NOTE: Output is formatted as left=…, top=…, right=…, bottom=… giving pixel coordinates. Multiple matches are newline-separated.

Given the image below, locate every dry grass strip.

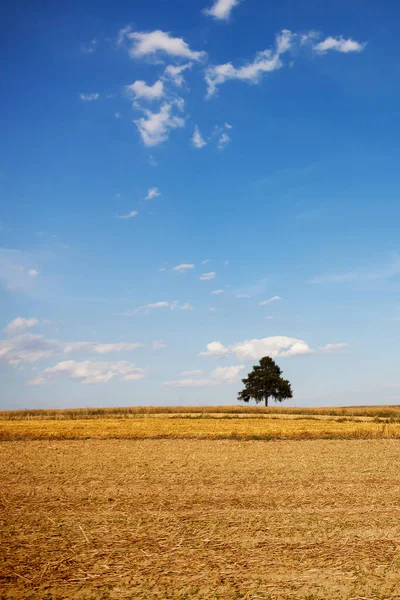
left=2, top=404, right=400, bottom=421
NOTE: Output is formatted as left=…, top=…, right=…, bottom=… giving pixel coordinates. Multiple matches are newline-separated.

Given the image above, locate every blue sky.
left=1, top=0, right=400, bottom=409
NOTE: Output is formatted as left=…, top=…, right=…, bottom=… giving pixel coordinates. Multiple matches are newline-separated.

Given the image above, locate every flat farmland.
left=2, top=437, right=400, bottom=599
left=2, top=405, right=400, bottom=441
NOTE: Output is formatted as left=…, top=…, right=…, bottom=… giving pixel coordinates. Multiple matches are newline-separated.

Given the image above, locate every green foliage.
left=238, top=356, right=293, bottom=407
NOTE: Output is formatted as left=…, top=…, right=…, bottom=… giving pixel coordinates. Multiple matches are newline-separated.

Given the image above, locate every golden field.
left=1, top=404, right=400, bottom=440
left=2, top=406, right=400, bottom=599
left=2, top=438, right=400, bottom=599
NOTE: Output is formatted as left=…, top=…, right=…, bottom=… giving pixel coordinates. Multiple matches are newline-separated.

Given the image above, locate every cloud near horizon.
left=199, top=336, right=349, bottom=360
left=28, top=360, right=146, bottom=386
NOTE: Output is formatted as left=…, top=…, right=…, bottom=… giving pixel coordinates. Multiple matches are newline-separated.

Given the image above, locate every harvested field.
left=2, top=438, right=400, bottom=599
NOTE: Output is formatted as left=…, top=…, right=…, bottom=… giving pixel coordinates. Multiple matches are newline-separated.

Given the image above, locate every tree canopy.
left=238, top=356, right=293, bottom=407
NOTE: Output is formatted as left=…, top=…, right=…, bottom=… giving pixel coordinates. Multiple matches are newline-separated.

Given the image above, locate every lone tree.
left=238, top=356, right=293, bottom=407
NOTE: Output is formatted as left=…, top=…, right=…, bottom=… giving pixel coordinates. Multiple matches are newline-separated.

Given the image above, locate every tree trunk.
left=265, top=396, right=268, bottom=407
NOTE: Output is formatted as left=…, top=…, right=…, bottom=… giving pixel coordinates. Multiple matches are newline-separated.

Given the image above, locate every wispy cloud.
left=5, top=317, right=38, bottom=336
left=309, top=255, right=400, bottom=285
left=81, top=39, right=97, bottom=54
left=146, top=187, right=161, bottom=200
left=0, top=327, right=152, bottom=367
left=121, top=300, right=192, bottom=315
left=200, top=272, right=216, bottom=281
left=164, top=63, right=192, bottom=86
left=179, top=302, right=193, bottom=311
left=79, top=93, right=99, bottom=102
left=118, top=27, right=206, bottom=61
left=205, top=29, right=365, bottom=97
left=320, top=343, right=349, bottom=353
left=126, top=79, right=164, bottom=101
left=217, top=132, right=231, bottom=149
left=205, top=30, right=292, bottom=97
left=314, top=36, right=366, bottom=54
left=211, top=289, right=224, bottom=295
left=192, top=125, right=207, bottom=148
left=117, top=210, right=138, bottom=220
left=259, top=296, right=281, bottom=306
left=204, top=0, right=241, bottom=20
left=180, top=369, right=204, bottom=377
left=28, top=360, right=146, bottom=386
left=172, top=263, right=195, bottom=273
left=135, top=100, right=185, bottom=146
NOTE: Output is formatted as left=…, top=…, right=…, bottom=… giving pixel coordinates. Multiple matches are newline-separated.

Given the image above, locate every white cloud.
left=147, top=301, right=170, bottom=309
left=146, top=187, right=161, bottom=200
left=204, top=0, right=241, bottom=20
left=314, top=36, right=366, bottom=54
left=231, top=336, right=312, bottom=359
left=211, top=364, right=245, bottom=381
left=198, top=336, right=349, bottom=360
left=79, top=93, right=99, bottom=102
left=321, top=343, right=349, bottom=353
left=118, top=28, right=206, bottom=61
left=199, top=341, right=229, bottom=357
left=0, top=318, right=161, bottom=367
left=275, top=29, right=295, bottom=54
left=202, top=258, right=210, bottom=264
left=211, top=289, right=224, bottom=295
left=5, top=317, right=38, bottom=336
left=225, top=122, right=233, bottom=129
left=164, top=63, right=192, bottom=86
left=180, top=369, right=204, bottom=377
left=179, top=303, right=193, bottom=311
left=0, top=333, right=60, bottom=366
left=115, top=112, right=121, bottom=119
left=218, top=132, right=231, bottom=149
left=163, top=364, right=244, bottom=388
left=172, top=263, right=195, bottom=273
left=192, top=125, right=207, bottom=148
left=237, top=293, right=250, bottom=299
left=28, top=360, right=146, bottom=386
left=199, top=336, right=316, bottom=361
left=209, top=307, right=217, bottom=312
left=117, top=210, right=138, bottom=220
left=135, top=101, right=185, bottom=147
left=200, top=272, right=216, bottom=281
left=205, top=28, right=361, bottom=97
left=28, top=269, right=39, bottom=277
left=0, top=330, right=149, bottom=367
left=205, top=31, right=286, bottom=97
left=83, top=342, right=144, bottom=354
left=125, top=300, right=191, bottom=315
left=126, top=79, right=164, bottom=100
left=259, top=296, right=281, bottom=306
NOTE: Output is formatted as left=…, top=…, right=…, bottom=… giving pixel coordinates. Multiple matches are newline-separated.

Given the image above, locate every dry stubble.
left=2, top=439, right=400, bottom=599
